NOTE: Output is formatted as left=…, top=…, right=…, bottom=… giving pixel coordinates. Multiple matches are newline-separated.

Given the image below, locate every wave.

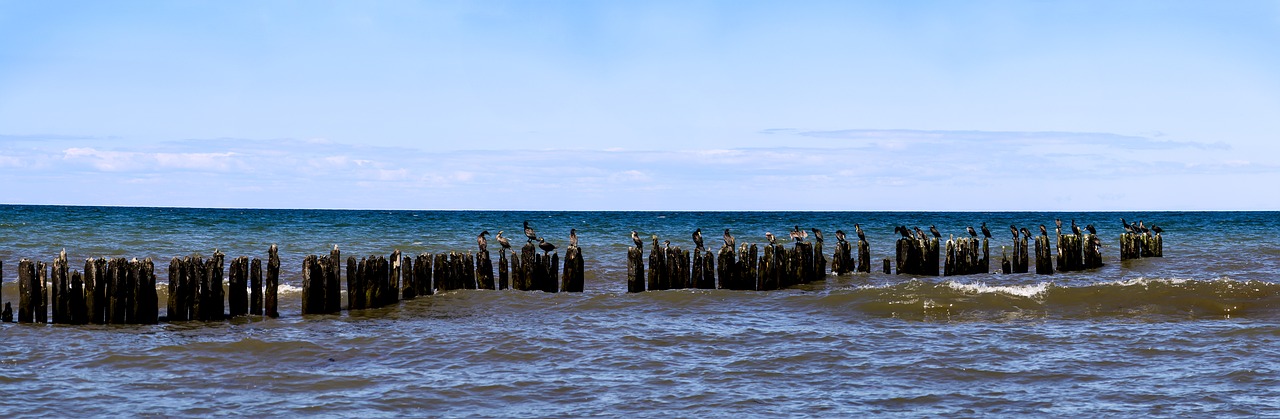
left=828, top=277, right=1280, bottom=320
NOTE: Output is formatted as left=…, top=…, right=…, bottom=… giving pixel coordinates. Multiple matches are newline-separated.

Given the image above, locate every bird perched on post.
left=1009, top=225, right=1019, bottom=240
left=537, top=237, right=556, bottom=255
left=1039, top=224, right=1048, bottom=236
left=790, top=225, right=805, bottom=242
left=1055, top=219, right=1063, bottom=236
left=477, top=230, right=489, bottom=253
left=569, top=228, right=578, bottom=248
left=496, top=231, right=512, bottom=254
left=765, top=232, right=778, bottom=246
left=523, top=221, right=538, bottom=243
left=692, top=228, right=704, bottom=250
left=651, top=234, right=659, bottom=251
left=1071, top=220, right=1081, bottom=236
left=854, top=223, right=866, bottom=242
left=723, top=229, right=735, bottom=248
left=1151, top=225, right=1163, bottom=235
left=966, top=226, right=978, bottom=238
left=1020, top=227, right=1032, bottom=240
left=811, top=228, right=824, bottom=244
left=1121, top=217, right=1133, bottom=233
left=662, top=240, right=671, bottom=250
left=631, top=230, right=644, bottom=249
left=981, top=222, right=992, bottom=239
left=1086, top=224, right=1097, bottom=235
left=929, top=225, right=942, bottom=238
left=834, top=230, right=847, bottom=244
left=914, top=226, right=927, bottom=241
left=895, top=226, right=910, bottom=239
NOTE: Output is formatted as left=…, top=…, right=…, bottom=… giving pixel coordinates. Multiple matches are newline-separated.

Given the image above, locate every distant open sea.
left=1, top=205, right=1278, bottom=416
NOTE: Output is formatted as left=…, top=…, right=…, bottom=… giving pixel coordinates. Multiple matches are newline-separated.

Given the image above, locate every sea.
left=1, top=205, right=1277, bottom=417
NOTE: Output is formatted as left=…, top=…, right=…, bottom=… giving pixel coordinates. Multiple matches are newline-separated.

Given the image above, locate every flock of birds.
left=475, top=221, right=578, bottom=257
left=467, top=219, right=1163, bottom=255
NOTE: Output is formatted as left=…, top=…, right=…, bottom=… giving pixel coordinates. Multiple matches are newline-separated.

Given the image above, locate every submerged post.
left=266, top=245, right=280, bottom=318
left=627, top=246, right=645, bottom=293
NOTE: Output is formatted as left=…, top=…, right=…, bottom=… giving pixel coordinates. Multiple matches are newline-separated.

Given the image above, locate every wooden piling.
left=229, top=256, right=248, bottom=317
left=498, top=250, right=509, bottom=290
left=347, top=256, right=363, bottom=310
left=206, top=252, right=225, bottom=320
left=857, top=240, right=871, bottom=274
left=250, top=258, right=263, bottom=316
left=416, top=253, right=434, bottom=296
left=699, top=248, right=716, bottom=289
left=1083, top=234, right=1104, bottom=269
left=1034, top=235, right=1053, bottom=275
left=477, top=250, right=495, bottom=290
left=562, top=246, right=585, bottom=292
left=302, top=255, right=324, bottom=315
left=716, top=245, right=735, bottom=290
left=329, top=247, right=344, bottom=311
left=18, top=259, right=36, bottom=323
left=52, top=251, right=68, bottom=324
left=1013, top=237, right=1029, bottom=273
left=1, top=303, right=10, bottom=322
left=70, top=270, right=86, bottom=324
left=402, top=255, right=416, bottom=299
left=266, top=245, right=280, bottom=318
left=883, top=258, right=891, bottom=274
left=648, top=245, right=664, bottom=291
left=627, top=246, right=645, bottom=293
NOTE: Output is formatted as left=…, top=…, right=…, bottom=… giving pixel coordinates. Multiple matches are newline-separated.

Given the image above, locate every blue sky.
left=1, top=1, right=1278, bottom=210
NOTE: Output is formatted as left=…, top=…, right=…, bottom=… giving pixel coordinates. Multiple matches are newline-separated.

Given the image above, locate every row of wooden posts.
left=299, top=242, right=585, bottom=314
left=624, top=227, right=1164, bottom=293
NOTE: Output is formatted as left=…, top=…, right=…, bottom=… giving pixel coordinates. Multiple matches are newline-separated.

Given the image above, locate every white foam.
left=945, top=281, right=1050, bottom=298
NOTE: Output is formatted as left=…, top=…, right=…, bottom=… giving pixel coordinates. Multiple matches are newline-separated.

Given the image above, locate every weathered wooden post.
left=433, top=253, right=449, bottom=293
left=1001, top=249, right=1012, bottom=274
left=1035, top=235, right=1053, bottom=275
left=700, top=249, right=716, bottom=289
left=167, top=257, right=184, bottom=321
left=206, top=252, right=226, bottom=320
left=402, top=254, right=416, bottom=299
left=882, top=258, right=891, bottom=274
left=70, top=270, right=86, bottom=324
left=717, top=245, right=735, bottom=289
left=813, top=242, right=826, bottom=281
left=1083, top=234, right=1103, bottom=269
left=498, top=250, right=509, bottom=290
left=347, top=256, right=363, bottom=310
left=301, top=255, right=323, bottom=315
left=138, top=258, right=158, bottom=325
left=981, top=238, right=990, bottom=274
left=250, top=258, right=263, bottom=316
left=18, top=259, right=37, bottom=323
left=546, top=252, right=560, bottom=293
left=562, top=245, right=585, bottom=292
left=647, top=244, right=664, bottom=291
left=742, top=244, right=758, bottom=290
left=416, top=253, right=433, bottom=296
left=229, top=256, right=248, bottom=317
left=108, top=258, right=125, bottom=324
left=266, top=245, right=280, bottom=318
left=944, top=239, right=955, bottom=276
left=857, top=240, right=871, bottom=273
left=1013, top=237, right=1029, bottom=273
left=1, top=302, right=10, bottom=322
left=477, top=250, right=495, bottom=290
left=758, top=245, right=774, bottom=291
left=330, top=247, right=345, bottom=311
left=520, top=243, right=536, bottom=291
left=627, top=246, right=645, bottom=293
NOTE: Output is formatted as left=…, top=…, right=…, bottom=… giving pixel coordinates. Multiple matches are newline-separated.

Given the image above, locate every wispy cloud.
left=0, top=131, right=1276, bottom=210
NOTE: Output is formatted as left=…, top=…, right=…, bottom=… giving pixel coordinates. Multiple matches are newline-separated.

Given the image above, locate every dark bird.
left=967, top=226, right=978, bottom=238
left=1039, top=224, right=1048, bottom=236
left=811, top=228, right=824, bottom=244
left=981, top=222, right=992, bottom=239
left=569, top=228, right=578, bottom=248
left=1071, top=220, right=1081, bottom=236
left=651, top=234, right=659, bottom=250
left=929, top=225, right=942, bottom=238
left=855, top=223, right=866, bottom=242
left=631, top=230, right=644, bottom=249
left=496, top=231, right=512, bottom=253
left=895, top=226, right=910, bottom=239
left=692, top=228, right=704, bottom=250
left=477, top=230, right=489, bottom=253
left=1121, top=217, right=1131, bottom=233
left=1020, top=227, right=1033, bottom=239
left=1055, top=219, right=1063, bottom=236
left=523, top=220, right=538, bottom=243
left=723, top=229, right=735, bottom=248
left=834, top=229, right=847, bottom=244
left=789, top=227, right=804, bottom=242
left=537, top=237, right=556, bottom=255
left=663, top=240, right=671, bottom=250
left=765, top=232, right=778, bottom=246
left=1010, top=225, right=1019, bottom=240
left=914, top=226, right=926, bottom=240
left=1151, top=225, right=1163, bottom=235
left=1138, top=220, right=1148, bottom=234
left=1086, top=224, right=1097, bottom=235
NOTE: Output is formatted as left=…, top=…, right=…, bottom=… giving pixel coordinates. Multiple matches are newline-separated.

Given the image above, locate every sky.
left=1, top=0, right=1278, bottom=211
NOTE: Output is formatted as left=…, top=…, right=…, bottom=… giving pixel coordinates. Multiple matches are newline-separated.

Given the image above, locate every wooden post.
left=1035, top=235, right=1053, bottom=275
left=18, top=259, right=35, bottom=323
left=716, top=245, right=735, bottom=290
left=1014, top=237, right=1029, bottom=273
left=266, top=245, right=280, bottom=318
left=70, top=270, right=85, bottom=324
left=1001, top=249, right=1012, bottom=274
left=882, top=258, right=891, bottom=274
left=229, top=256, right=248, bottom=317
left=302, top=255, right=321, bottom=315
left=348, top=256, right=363, bottom=310
left=546, top=252, right=560, bottom=293
left=1, top=303, right=10, bottom=322
left=207, top=252, right=225, bottom=320
left=981, top=238, right=990, bottom=274
left=138, top=258, right=158, bottom=325
left=402, top=255, right=416, bottom=299
left=417, top=253, right=434, bottom=296
left=520, top=243, right=536, bottom=291
left=464, top=252, right=477, bottom=290
left=562, top=246, right=585, bottom=292
left=498, top=250, right=509, bottom=290
left=477, top=250, right=495, bottom=290
left=108, top=258, right=125, bottom=324
left=250, top=258, right=263, bottom=316
left=330, top=247, right=345, bottom=312
left=700, top=248, right=716, bottom=289
left=813, top=242, right=825, bottom=282
left=166, top=257, right=184, bottom=322
left=433, top=253, right=448, bottom=293
left=1083, top=234, right=1103, bottom=269
left=857, top=240, right=871, bottom=273
left=627, top=246, right=645, bottom=293
left=647, top=245, right=663, bottom=291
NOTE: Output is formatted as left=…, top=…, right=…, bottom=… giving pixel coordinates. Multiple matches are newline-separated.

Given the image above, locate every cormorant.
left=723, top=229, right=735, bottom=248
left=895, top=226, right=910, bottom=239
left=914, top=226, right=926, bottom=240
left=929, top=225, right=942, bottom=238
left=523, top=221, right=537, bottom=243
left=967, top=226, right=978, bottom=238
left=663, top=240, right=671, bottom=250
left=631, top=230, right=644, bottom=249
left=1039, top=224, right=1048, bottom=236
left=692, top=228, right=704, bottom=250
left=496, top=231, right=512, bottom=253
left=834, top=230, right=847, bottom=244
left=1071, top=220, right=1081, bottom=236
left=789, top=227, right=803, bottom=242
left=1121, top=217, right=1131, bottom=233
left=537, top=237, right=556, bottom=255
left=855, top=223, right=866, bottom=242
left=812, top=228, right=824, bottom=244
left=1009, top=225, right=1019, bottom=240
left=1151, top=225, right=1163, bottom=235
left=1055, top=219, right=1063, bottom=235
left=1086, top=224, right=1097, bottom=235
left=765, top=232, right=778, bottom=246
left=477, top=230, right=489, bottom=253
left=1020, top=227, right=1033, bottom=239
left=1138, top=220, right=1148, bottom=234
left=569, top=228, right=578, bottom=248
left=981, top=222, right=992, bottom=238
